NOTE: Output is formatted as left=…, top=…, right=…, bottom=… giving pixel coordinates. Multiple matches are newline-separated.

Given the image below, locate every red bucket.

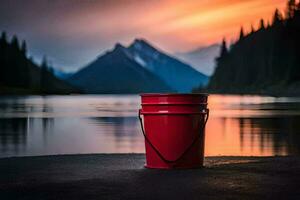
left=139, top=93, right=209, bottom=169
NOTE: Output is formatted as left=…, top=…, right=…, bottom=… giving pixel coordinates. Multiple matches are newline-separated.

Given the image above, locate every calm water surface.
left=0, top=95, right=300, bottom=157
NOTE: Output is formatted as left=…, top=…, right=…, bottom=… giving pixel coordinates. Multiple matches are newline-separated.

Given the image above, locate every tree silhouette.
left=273, top=9, right=283, bottom=24
left=10, top=35, right=23, bottom=86
left=0, top=32, right=7, bottom=84
left=259, top=19, right=265, bottom=29
left=239, top=27, right=245, bottom=40
left=21, top=40, right=30, bottom=87
left=40, top=56, right=48, bottom=92
left=206, top=0, right=300, bottom=96
left=21, top=40, right=27, bottom=56
left=0, top=31, right=7, bottom=45
left=0, top=32, right=77, bottom=94
left=220, top=38, right=228, bottom=57
left=287, top=0, right=296, bottom=19
left=251, top=25, right=255, bottom=33
left=11, top=35, right=20, bottom=51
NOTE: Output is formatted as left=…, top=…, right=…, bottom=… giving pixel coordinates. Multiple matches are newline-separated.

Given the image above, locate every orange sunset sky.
left=0, top=0, right=287, bottom=71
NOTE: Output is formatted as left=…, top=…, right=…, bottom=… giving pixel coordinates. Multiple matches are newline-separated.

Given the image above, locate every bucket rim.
left=141, top=102, right=208, bottom=105
left=140, top=93, right=209, bottom=97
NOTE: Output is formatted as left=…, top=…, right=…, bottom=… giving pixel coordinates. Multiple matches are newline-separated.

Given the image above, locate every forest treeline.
left=206, top=0, right=300, bottom=96
left=0, top=32, right=79, bottom=94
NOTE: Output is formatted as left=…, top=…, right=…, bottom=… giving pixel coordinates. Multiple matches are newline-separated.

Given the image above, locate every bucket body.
left=139, top=93, right=209, bottom=169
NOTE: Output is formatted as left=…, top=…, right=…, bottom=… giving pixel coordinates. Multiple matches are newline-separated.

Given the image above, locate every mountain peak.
left=111, top=42, right=130, bottom=57
left=130, top=38, right=157, bottom=52
left=133, top=38, right=149, bottom=45
left=69, top=38, right=208, bottom=93
left=114, top=43, right=125, bottom=50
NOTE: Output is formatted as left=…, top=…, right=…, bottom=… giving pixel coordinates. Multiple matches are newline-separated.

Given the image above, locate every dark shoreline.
left=1, top=154, right=300, bottom=200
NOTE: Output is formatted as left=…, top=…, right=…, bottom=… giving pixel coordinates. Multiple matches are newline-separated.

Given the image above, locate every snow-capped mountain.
left=128, top=39, right=209, bottom=92
left=68, top=43, right=172, bottom=94
left=68, top=39, right=209, bottom=94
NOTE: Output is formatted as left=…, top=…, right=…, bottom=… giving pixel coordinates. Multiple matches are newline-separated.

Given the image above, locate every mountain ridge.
left=127, top=39, right=209, bottom=92
left=68, top=39, right=208, bottom=94
left=68, top=41, right=172, bottom=94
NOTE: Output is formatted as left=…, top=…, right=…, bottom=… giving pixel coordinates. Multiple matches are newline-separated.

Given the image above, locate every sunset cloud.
left=0, top=0, right=287, bottom=71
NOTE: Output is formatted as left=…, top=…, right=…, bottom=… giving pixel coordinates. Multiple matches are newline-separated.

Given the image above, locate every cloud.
left=0, top=0, right=286, bottom=71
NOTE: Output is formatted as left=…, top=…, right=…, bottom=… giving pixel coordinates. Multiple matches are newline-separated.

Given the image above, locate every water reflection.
left=0, top=95, right=300, bottom=157
left=240, top=117, right=300, bottom=155
left=89, top=117, right=143, bottom=152
left=0, top=118, right=27, bottom=154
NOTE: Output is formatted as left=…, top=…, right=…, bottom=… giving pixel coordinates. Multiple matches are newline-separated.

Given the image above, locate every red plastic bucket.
left=139, top=93, right=209, bottom=169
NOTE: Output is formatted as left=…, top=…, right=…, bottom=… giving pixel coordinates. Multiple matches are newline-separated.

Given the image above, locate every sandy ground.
left=0, top=154, right=300, bottom=200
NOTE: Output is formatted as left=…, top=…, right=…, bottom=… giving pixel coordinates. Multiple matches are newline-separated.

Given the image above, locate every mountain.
left=68, top=39, right=208, bottom=94
left=0, top=32, right=79, bottom=94
left=206, top=3, right=300, bottom=96
left=175, top=44, right=220, bottom=76
left=127, top=39, right=209, bottom=92
left=68, top=43, right=172, bottom=94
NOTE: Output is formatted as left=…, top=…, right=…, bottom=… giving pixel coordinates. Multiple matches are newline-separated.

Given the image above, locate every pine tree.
left=0, top=31, right=7, bottom=46
left=40, top=56, right=48, bottom=93
left=0, top=32, right=9, bottom=85
left=206, top=0, right=300, bottom=95
left=273, top=8, right=282, bottom=24
left=259, top=19, right=265, bottom=29
left=0, top=32, right=74, bottom=93
left=11, top=35, right=20, bottom=51
left=21, top=40, right=30, bottom=87
left=287, top=0, right=296, bottom=19
left=10, top=35, right=23, bottom=87
left=0, top=32, right=7, bottom=84
left=239, top=27, right=245, bottom=40
left=220, top=38, right=228, bottom=57
left=21, top=40, right=27, bottom=56
left=250, top=25, right=255, bottom=33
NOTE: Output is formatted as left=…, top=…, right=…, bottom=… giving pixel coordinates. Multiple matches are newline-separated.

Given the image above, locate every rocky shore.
left=0, top=154, right=299, bottom=200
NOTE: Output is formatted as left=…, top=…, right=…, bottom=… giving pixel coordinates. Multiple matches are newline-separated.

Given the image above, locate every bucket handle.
left=138, top=108, right=209, bottom=163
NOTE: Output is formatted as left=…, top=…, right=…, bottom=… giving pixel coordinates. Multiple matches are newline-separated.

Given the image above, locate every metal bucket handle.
left=138, top=108, right=209, bottom=163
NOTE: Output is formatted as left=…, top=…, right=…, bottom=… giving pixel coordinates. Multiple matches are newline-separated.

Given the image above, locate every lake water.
left=0, top=95, right=300, bottom=158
